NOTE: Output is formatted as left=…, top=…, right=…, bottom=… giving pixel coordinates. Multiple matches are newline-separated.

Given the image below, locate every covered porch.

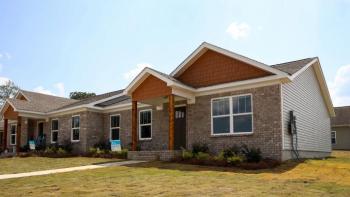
left=124, top=68, right=195, bottom=155
left=1, top=103, right=48, bottom=153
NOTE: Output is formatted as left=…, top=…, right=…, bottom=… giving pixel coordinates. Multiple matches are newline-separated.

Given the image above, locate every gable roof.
left=6, top=90, right=77, bottom=113
left=124, top=67, right=195, bottom=96
left=331, top=106, right=350, bottom=127
left=170, top=42, right=289, bottom=78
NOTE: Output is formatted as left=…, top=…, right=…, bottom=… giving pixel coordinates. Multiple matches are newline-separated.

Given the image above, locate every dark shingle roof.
left=8, top=90, right=78, bottom=113
left=331, top=106, right=350, bottom=127
left=54, top=89, right=124, bottom=111
left=95, top=95, right=131, bottom=107
left=271, top=58, right=316, bottom=75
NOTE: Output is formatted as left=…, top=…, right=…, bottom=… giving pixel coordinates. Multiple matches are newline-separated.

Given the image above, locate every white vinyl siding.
left=282, top=65, right=331, bottom=152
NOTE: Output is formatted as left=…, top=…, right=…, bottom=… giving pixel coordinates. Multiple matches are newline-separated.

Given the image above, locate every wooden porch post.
left=16, top=116, right=22, bottom=153
left=3, top=119, right=8, bottom=150
left=132, top=100, right=138, bottom=151
left=168, top=94, right=175, bottom=150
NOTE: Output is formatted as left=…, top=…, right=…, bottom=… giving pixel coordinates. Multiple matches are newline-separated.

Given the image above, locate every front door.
left=174, top=107, right=186, bottom=150
left=38, top=122, right=44, bottom=138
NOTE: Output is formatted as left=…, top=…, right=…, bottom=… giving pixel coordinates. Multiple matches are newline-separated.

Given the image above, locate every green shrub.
left=58, top=140, right=73, bottom=153
left=221, top=145, right=240, bottom=159
left=195, top=152, right=210, bottom=160
left=44, top=146, right=56, bottom=154
left=94, top=140, right=111, bottom=150
left=192, top=143, right=209, bottom=155
left=57, top=148, right=67, bottom=155
left=88, top=147, right=97, bottom=154
left=241, top=145, right=262, bottom=163
left=182, top=150, right=193, bottom=160
left=227, top=156, right=243, bottom=165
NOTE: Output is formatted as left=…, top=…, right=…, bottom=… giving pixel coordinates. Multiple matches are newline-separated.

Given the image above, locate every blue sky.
left=0, top=0, right=349, bottom=106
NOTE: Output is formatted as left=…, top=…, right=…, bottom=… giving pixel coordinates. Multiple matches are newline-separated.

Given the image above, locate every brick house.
left=0, top=42, right=335, bottom=161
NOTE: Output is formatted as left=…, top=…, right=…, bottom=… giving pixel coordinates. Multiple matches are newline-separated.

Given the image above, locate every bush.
left=44, top=146, right=56, bottom=154
left=227, top=155, right=243, bottom=166
left=195, top=152, right=210, bottom=160
left=94, top=141, right=111, bottom=151
left=57, top=148, right=67, bottom=155
left=221, top=145, right=240, bottom=159
left=58, top=140, right=73, bottom=153
left=182, top=150, right=193, bottom=160
left=20, top=144, right=30, bottom=152
left=192, top=143, right=209, bottom=155
left=88, top=147, right=97, bottom=154
left=241, top=145, right=262, bottom=163
left=111, top=149, right=128, bottom=159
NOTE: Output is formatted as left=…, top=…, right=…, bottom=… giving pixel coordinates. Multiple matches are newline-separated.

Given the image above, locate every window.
left=110, top=115, right=120, bottom=140
left=331, top=131, right=336, bottom=145
left=10, top=124, right=16, bottom=145
left=51, top=119, right=59, bottom=143
left=71, top=115, right=80, bottom=142
left=139, top=110, right=152, bottom=140
left=212, top=94, right=253, bottom=135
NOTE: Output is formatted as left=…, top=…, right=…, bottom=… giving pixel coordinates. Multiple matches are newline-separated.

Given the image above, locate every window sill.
left=139, top=138, right=152, bottom=141
left=211, top=132, right=254, bottom=137
left=71, top=140, right=80, bottom=143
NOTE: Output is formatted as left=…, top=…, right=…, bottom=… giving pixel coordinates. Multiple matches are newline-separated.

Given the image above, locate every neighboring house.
left=0, top=42, right=335, bottom=161
left=331, top=106, right=350, bottom=150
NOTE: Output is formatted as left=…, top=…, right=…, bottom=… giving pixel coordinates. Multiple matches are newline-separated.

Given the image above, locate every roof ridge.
left=271, top=57, right=317, bottom=67
left=20, top=89, right=76, bottom=101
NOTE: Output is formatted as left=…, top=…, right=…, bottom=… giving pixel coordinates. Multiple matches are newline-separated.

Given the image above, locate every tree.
left=0, top=80, right=19, bottom=106
left=69, top=91, right=96, bottom=100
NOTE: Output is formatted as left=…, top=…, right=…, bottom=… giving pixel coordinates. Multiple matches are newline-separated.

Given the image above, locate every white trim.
left=9, top=124, right=17, bottom=145
left=139, top=109, right=152, bottom=140
left=51, top=119, right=59, bottom=144
left=110, top=114, right=121, bottom=141
left=331, top=131, right=336, bottom=145
left=123, top=67, right=195, bottom=96
left=211, top=94, right=254, bottom=136
left=170, top=42, right=288, bottom=78
left=288, top=58, right=335, bottom=117
left=71, top=115, right=80, bottom=142
left=280, top=84, right=285, bottom=150
left=195, top=77, right=286, bottom=97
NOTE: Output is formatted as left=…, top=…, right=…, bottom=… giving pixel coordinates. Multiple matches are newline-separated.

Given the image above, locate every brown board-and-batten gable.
left=175, top=49, right=274, bottom=88
left=132, top=75, right=172, bottom=101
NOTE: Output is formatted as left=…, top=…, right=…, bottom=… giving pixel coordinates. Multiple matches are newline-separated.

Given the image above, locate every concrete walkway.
left=0, top=160, right=145, bottom=180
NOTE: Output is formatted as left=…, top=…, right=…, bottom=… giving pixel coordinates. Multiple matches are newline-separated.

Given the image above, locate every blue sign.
left=111, top=140, right=121, bottom=152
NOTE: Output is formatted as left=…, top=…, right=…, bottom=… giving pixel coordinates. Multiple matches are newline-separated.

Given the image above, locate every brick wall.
left=176, top=50, right=273, bottom=88
left=187, top=84, right=283, bottom=160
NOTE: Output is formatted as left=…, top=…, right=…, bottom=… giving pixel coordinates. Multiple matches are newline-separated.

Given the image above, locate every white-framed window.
left=331, top=131, right=336, bottom=145
left=110, top=115, right=120, bottom=140
left=139, top=109, right=152, bottom=140
left=10, top=124, right=17, bottom=145
left=71, top=115, right=80, bottom=142
left=51, top=119, right=59, bottom=143
left=211, top=94, right=253, bottom=135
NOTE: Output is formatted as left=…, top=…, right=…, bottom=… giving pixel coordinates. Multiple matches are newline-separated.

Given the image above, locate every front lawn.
left=0, top=152, right=349, bottom=196
left=0, top=157, right=121, bottom=175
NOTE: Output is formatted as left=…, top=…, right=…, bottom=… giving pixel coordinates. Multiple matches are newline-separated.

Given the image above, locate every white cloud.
left=226, top=22, right=251, bottom=40
left=33, top=82, right=66, bottom=97
left=123, top=63, right=153, bottom=80
left=0, top=77, right=10, bottom=85
left=329, top=64, right=350, bottom=106
left=54, top=82, right=65, bottom=97
left=33, top=86, right=55, bottom=96
left=0, top=52, right=11, bottom=60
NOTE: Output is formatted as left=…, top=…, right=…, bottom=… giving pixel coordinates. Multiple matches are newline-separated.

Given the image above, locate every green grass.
left=0, top=157, right=121, bottom=174
left=0, top=152, right=350, bottom=196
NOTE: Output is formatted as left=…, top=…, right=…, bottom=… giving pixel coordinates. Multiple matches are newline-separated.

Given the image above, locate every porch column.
left=3, top=119, right=8, bottom=150
left=168, top=94, right=175, bottom=150
left=131, top=100, right=138, bottom=151
left=16, top=116, right=22, bottom=153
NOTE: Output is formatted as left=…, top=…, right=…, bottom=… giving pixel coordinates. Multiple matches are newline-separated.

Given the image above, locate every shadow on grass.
left=91, top=160, right=124, bottom=165
left=123, top=160, right=305, bottom=175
